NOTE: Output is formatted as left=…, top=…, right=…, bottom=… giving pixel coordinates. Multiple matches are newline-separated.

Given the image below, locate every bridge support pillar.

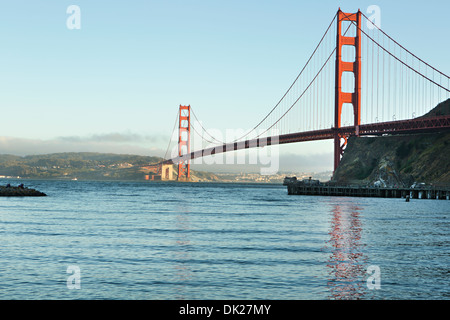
left=162, top=164, right=174, bottom=181
left=178, top=105, right=191, bottom=181
left=334, top=9, right=362, bottom=172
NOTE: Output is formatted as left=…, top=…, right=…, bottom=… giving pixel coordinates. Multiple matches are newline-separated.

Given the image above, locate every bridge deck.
left=166, top=114, right=450, bottom=164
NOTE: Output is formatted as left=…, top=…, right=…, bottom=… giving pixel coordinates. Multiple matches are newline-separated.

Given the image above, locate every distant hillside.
left=0, top=152, right=219, bottom=181
left=332, top=99, right=450, bottom=186
left=0, top=152, right=161, bottom=164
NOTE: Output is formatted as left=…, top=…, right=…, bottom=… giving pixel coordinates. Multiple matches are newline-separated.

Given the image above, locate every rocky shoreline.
left=0, top=184, right=47, bottom=197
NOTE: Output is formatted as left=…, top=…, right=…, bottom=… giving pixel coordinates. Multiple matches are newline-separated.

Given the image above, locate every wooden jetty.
left=284, top=178, right=450, bottom=200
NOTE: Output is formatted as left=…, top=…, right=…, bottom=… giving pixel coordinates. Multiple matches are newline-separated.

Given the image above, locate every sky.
left=0, top=0, right=449, bottom=173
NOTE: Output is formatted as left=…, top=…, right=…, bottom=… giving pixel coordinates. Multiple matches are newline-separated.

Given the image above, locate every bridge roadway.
left=164, top=114, right=450, bottom=165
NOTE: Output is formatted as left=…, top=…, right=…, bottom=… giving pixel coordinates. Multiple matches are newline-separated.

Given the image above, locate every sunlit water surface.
left=0, top=180, right=448, bottom=299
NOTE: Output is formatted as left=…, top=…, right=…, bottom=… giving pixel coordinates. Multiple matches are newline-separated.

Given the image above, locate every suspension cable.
left=361, top=12, right=450, bottom=80
left=188, top=12, right=339, bottom=145
left=250, top=15, right=356, bottom=139
left=254, top=47, right=337, bottom=139
left=190, top=109, right=224, bottom=145
left=355, top=15, right=449, bottom=92
left=163, top=109, right=179, bottom=161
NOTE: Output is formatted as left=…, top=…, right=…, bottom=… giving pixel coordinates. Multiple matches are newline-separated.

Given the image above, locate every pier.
left=284, top=178, right=450, bottom=200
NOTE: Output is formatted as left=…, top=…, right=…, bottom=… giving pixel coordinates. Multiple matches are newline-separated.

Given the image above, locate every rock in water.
left=0, top=185, right=47, bottom=197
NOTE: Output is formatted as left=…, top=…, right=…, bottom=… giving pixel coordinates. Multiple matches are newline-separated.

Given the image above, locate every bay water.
left=0, top=180, right=448, bottom=300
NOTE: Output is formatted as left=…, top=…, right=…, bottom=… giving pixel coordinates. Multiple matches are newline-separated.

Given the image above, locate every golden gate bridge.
left=153, top=8, right=450, bottom=181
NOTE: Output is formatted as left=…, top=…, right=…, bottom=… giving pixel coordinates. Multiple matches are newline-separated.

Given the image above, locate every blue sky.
left=0, top=0, right=449, bottom=172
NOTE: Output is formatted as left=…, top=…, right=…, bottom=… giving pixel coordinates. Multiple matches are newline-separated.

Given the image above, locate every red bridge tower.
left=334, top=9, right=362, bottom=171
left=178, top=105, right=191, bottom=181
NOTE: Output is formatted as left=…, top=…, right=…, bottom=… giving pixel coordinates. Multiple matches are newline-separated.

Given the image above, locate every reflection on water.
left=326, top=200, right=368, bottom=300
left=173, top=204, right=193, bottom=299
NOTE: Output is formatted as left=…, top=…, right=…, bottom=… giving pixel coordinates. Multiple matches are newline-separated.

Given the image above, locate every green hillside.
left=0, top=152, right=220, bottom=182
left=332, top=99, right=450, bottom=186
left=332, top=131, right=450, bottom=186
left=0, top=152, right=162, bottom=181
